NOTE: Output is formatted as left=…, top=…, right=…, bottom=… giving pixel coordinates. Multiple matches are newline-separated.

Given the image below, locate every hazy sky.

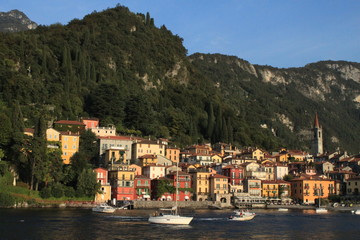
left=1, top=0, right=359, bottom=68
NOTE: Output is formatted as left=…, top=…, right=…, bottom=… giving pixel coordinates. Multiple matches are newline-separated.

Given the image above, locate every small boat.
left=351, top=209, right=360, bottom=215
left=315, top=208, right=328, bottom=213
left=229, top=210, right=256, bottom=221
left=315, top=198, right=328, bottom=213
left=148, top=206, right=193, bottom=225
left=92, top=203, right=116, bottom=213
left=278, top=208, right=289, bottom=212
left=148, top=162, right=193, bottom=225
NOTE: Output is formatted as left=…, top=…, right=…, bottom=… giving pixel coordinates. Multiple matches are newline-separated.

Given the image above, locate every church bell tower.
left=312, top=113, right=323, bottom=156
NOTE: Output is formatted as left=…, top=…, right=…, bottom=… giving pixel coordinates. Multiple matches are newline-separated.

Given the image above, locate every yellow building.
left=252, top=149, right=265, bottom=160
left=262, top=180, right=279, bottom=198
left=291, top=175, right=336, bottom=204
left=191, top=170, right=211, bottom=201
left=138, top=154, right=158, bottom=166
left=45, top=128, right=61, bottom=150
left=104, top=147, right=127, bottom=165
left=60, top=131, right=80, bottom=164
left=108, top=165, right=136, bottom=200
left=209, top=174, right=229, bottom=201
left=276, top=153, right=289, bottom=163
left=211, top=154, right=223, bottom=164
left=132, top=139, right=166, bottom=161
left=166, top=147, right=180, bottom=163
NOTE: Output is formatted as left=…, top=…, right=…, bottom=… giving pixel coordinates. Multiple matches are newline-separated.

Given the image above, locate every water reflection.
left=1, top=208, right=360, bottom=240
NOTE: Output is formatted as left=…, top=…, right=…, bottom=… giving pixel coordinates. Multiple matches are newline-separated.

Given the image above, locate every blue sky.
left=1, top=0, right=359, bottom=68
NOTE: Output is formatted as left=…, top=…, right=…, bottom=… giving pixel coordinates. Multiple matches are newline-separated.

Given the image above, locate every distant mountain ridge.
left=0, top=10, right=37, bottom=32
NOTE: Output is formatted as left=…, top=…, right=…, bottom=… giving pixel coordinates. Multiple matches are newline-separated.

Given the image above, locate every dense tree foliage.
left=0, top=3, right=359, bottom=194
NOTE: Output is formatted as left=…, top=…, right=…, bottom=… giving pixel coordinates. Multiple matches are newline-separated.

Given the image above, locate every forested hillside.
left=0, top=5, right=359, bottom=157
left=190, top=54, right=360, bottom=153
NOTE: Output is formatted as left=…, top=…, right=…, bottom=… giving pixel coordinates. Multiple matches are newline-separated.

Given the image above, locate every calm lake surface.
left=0, top=208, right=359, bottom=240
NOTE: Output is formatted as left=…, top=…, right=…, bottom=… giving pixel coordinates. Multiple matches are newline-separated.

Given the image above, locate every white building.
left=142, top=165, right=166, bottom=179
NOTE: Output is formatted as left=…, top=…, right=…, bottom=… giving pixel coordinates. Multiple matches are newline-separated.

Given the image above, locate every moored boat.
left=351, top=209, right=360, bottom=215
left=278, top=208, right=289, bottom=212
left=92, top=203, right=116, bottom=213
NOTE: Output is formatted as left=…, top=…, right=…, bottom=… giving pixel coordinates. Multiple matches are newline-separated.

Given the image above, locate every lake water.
left=0, top=208, right=359, bottom=240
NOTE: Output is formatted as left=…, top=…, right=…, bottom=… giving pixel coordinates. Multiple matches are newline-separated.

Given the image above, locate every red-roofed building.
left=24, top=128, right=34, bottom=137
left=291, top=175, right=336, bottom=204
left=54, top=120, right=86, bottom=133
left=81, top=118, right=99, bottom=129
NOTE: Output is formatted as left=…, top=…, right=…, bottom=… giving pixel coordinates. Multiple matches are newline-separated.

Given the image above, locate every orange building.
left=60, top=131, right=80, bottom=164
left=291, top=175, right=336, bottom=204
left=166, top=147, right=180, bottom=163
left=81, top=118, right=99, bottom=129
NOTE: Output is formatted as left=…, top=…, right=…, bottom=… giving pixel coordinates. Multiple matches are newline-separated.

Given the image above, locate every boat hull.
left=148, top=215, right=193, bottom=225
left=229, top=215, right=255, bottom=221
left=92, top=204, right=116, bottom=213
left=315, top=208, right=328, bottom=213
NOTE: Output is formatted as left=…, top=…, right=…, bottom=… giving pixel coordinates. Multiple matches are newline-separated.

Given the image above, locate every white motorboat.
left=351, top=209, right=360, bottom=215
left=148, top=163, right=193, bottom=225
left=229, top=210, right=256, bottom=221
left=278, top=208, right=289, bottom=212
left=92, top=203, right=116, bottom=213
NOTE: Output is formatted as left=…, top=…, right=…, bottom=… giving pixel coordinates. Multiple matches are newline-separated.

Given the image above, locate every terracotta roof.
left=60, top=131, right=80, bottom=136
left=24, top=128, right=34, bottom=133
left=93, top=167, right=108, bottom=171
left=210, top=174, right=228, bottom=179
left=55, top=120, right=85, bottom=125
left=262, top=180, right=291, bottom=184
left=168, top=171, right=190, bottom=176
left=98, top=135, right=133, bottom=140
left=139, top=154, right=157, bottom=159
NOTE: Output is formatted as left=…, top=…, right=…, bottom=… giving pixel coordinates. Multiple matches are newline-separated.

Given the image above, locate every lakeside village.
left=22, top=113, right=360, bottom=210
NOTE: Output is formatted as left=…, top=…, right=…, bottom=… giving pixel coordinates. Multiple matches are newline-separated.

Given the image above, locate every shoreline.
left=3, top=201, right=359, bottom=213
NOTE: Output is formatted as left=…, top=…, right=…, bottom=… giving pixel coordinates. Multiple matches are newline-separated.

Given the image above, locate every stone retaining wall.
left=133, top=200, right=224, bottom=209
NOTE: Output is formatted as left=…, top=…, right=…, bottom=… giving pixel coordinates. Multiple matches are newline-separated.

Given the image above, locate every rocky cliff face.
left=190, top=53, right=360, bottom=153
left=0, top=10, right=37, bottom=32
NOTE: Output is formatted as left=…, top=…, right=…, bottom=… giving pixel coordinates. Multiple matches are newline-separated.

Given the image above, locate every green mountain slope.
left=190, top=53, right=360, bottom=153
left=0, top=5, right=359, bottom=154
